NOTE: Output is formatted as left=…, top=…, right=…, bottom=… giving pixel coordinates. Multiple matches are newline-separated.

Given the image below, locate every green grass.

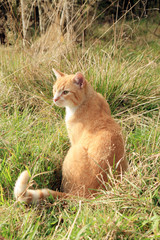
left=0, top=18, right=160, bottom=239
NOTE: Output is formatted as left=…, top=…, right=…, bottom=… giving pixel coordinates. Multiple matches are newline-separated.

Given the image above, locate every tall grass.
left=0, top=18, right=160, bottom=239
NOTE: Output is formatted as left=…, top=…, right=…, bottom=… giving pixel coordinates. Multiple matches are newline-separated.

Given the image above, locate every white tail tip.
left=14, top=170, right=30, bottom=200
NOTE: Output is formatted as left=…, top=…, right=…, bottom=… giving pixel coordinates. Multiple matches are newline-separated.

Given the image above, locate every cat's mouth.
left=53, top=98, right=64, bottom=107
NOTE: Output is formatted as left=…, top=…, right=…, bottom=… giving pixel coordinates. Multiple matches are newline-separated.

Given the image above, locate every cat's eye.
left=63, top=90, right=69, bottom=95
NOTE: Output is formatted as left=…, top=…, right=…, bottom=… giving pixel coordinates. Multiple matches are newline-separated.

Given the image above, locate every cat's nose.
left=54, top=92, right=61, bottom=102
left=54, top=97, right=59, bottom=102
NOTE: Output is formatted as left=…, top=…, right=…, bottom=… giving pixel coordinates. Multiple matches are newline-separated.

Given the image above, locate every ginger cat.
left=14, top=69, right=128, bottom=203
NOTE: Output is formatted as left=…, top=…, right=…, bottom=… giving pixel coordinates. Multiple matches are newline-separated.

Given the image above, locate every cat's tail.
left=14, top=170, right=68, bottom=204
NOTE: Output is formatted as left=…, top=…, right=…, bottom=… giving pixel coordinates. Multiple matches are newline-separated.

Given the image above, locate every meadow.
left=0, top=18, right=160, bottom=239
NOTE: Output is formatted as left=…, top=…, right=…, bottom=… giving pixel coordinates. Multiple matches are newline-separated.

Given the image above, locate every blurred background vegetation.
left=1, top=0, right=160, bottom=46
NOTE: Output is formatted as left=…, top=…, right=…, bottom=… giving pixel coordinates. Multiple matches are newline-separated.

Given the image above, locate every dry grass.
left=0, top=15, right=160, bottom=239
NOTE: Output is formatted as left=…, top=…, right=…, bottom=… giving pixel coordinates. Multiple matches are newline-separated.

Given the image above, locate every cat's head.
left=53, top=69, right=87, bottom=108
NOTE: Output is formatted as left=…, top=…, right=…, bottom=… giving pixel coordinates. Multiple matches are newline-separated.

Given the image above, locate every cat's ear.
left=52, top=68, right=65, bottom=79
left=73, top=72, right=86, bottom=89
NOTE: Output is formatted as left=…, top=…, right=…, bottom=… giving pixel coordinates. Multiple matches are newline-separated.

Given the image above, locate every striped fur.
left=14, top=171, right=67, bottom=203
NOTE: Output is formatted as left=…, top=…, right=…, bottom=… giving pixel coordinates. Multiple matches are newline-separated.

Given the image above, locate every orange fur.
left=14, top=70, right=128, bottom=203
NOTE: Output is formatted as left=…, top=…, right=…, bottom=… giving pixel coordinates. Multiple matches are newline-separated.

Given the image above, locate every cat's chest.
left=65, top=106, right=77, bottom=122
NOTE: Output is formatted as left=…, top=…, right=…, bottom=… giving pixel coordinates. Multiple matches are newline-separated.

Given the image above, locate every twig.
left=65, top=200, right=82, bottom=240
left=51, top=214, right=63, bottom=239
